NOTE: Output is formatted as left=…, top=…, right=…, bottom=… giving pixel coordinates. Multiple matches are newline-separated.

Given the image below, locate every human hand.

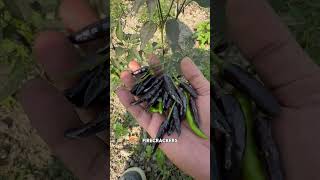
left=225, top=0, right=320, bottom=179
left=19, top=0, right=107, bottom=179
left=116, top=55, right=210, bottom=180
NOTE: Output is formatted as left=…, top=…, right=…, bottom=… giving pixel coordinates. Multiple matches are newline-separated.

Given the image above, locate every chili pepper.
left=172, top=105, right=181, bottom=136
left=255, top=117, right=284, bottom=180
left=131, top=73, right=151, bottom=95
left=146, top=88, right=163, bottom=109
left=218, top=94, right=246, bottom=179
left=162, top=91, right=169, bottom=110
left=64, top=67, right=97, bottom=107
left=190, top=97, right=200, bottom=127
left=143, top=75, right=164, bottom=93
left=224, top=133, right=233, bottom=170
left=167, top=116, right=175, bottom=136
left=177, top=87, right=187, bottom=119
left=152, top=104, right=175, bottom=154
left=96, top=45, right=109, bottom=55
left=185, top=93, right=207, bottom=139
left=132, top=66, right=149, bottom=76
left=163, top=75, right=182, bottom=105
left=180, top=81, right=198, bottom=98
left=65, top=111, right=107, bottom=138
left=68, top=17, right=109, bottom=44
left=222, top=63, right=280, bottom=116
left=135, top=75, right=156, bottom=95
left=130, top=82, right=141, bottom=95
left=234, top=92, right=267, bottom=180
left=164, top=98, right=173, bottom=112
left=83, top=65, right=107, bottom=107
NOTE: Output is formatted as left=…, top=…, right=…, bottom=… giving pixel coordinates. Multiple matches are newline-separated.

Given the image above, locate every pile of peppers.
left=62, top=17, right=109, bottom=138
left=130, top=66, right=208, bottom=153
left=212, top=53, right=284, bottom=180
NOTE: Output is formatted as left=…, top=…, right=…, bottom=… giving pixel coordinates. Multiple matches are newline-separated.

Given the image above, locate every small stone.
left=141, top=166, right=144, bottom=170
left=139, top=156, right=144, bottom=162
left=146, top=167, right=151, bottom=172
left=130, top=161, right=134, bottom=166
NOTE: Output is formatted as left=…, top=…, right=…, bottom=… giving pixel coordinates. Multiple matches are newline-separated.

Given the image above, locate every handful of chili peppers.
left=212, top=52, right=284, bottom=180
left=130, top=65, right=208, bottom=154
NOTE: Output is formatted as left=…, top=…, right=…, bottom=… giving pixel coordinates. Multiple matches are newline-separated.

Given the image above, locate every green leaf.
left=127, top=48, right=142, bottom=62
left=146, top=0, right=157, bottom=19
left=165, top=18, right=181, bottom=51
left=3, top=0, right=24, bottom=19
left=140, top=21, right=157, bottom=50
left=132, top=0, right=146, bottom=14
left=115, top=46, right=125, bottom=56
left=192, top=0, right=210, bottom=8
left=0, top=62, right=25, bottom=102
left=116, top=20, right=124, bottom=40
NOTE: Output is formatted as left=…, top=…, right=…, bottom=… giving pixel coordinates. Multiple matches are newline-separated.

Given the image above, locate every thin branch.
left=164, top=0, right=175, bottom=22
left=176, top=0, right=187, bottom=19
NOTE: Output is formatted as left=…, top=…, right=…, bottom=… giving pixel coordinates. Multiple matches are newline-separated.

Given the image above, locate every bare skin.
left=116, top=56, right=210, bottom=180
left=226, top=0, right=320, bottom=179
left=18, top=0, right=320, bottom=179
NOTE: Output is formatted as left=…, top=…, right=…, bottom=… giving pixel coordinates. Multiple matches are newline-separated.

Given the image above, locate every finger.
left=180, top=57, right=210, bottom=96
left=120, top=70, right=136, bottom=89
left=33, top=31, right=80, bottom=90
left=18, top=78, right=107, bottom=180
left=116, top=87, right=152, bottom=131
left=226, top=0, right=319, bottom=90
left=59, top=0, right=105, bottom=52
left=129, top=60, right=141, bottom=71
left=59, top=0, right=98, bottom=32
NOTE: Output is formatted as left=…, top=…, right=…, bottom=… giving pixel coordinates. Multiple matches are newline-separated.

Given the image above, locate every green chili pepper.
left=234, top=92, right=267, bottom=180
left=185, top=92, right=208, bottom=139
left=149, top=100, right=163, bottom=114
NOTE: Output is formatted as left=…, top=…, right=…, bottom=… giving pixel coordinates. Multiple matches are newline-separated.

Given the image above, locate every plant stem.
left=176, top=0, right=187, bottom=19
left=164, top=0, right=175, bottom=22
left=156, top=0, right=165, bottom=58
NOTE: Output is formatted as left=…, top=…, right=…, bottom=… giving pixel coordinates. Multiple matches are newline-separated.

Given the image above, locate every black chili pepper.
left=180, top=81, right=198, bottom=98
left=64, top=111, right=107, bottom=138
left=222, top=63, right=280, bottom=116
left=177, top=87, right=187, bottom=119
left=163, top=75, right=182, bottom=105
left=172, top=105, right=181, bottom=136
left=190, top=97, right=200, bottom=127
left=68, top=17, right=109, bottom=44
left=255, top=117, right=284, bottom=180
left=132, top=66, right=149, bottom=76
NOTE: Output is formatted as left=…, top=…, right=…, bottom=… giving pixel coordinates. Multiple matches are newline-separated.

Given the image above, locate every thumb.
left=180, top=57, right=210, bottom=96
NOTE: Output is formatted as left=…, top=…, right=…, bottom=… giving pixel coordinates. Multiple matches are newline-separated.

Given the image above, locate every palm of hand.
left=117, top=56, right=210, bottom=180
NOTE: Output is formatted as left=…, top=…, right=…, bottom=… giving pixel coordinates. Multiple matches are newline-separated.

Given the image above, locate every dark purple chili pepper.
left=218, top=94, right=246, bottom=179
left=180, top=81, right=198, bottom=98
left=65, top=111, right=107, bottom=138
left=222, top=63, right=280, bottom=116
left=255, top=117, right=284, bottom=180
left=68, top=17, right=109, bottom=44
left=132, top=66, right=149, bottom=76
left=136, top=75, right=156, bottom=95
left=164, top=98, right=173, bottom=112
left=162, top=91, right=169, bottom=110
left=64, top=67, right=97, bottom=107
left=146, top=88, right=163, bottom=109
left=190, top=97, right=200, bottom=127
left=143, top=75, right=164, bottom=93
left=83, top=65, right=107, bottom=107
left=163, top=75, right=182, bottom=105
left=172, top=105, right=181, bottom=136
left=177, top=87, right=187, bottom=119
